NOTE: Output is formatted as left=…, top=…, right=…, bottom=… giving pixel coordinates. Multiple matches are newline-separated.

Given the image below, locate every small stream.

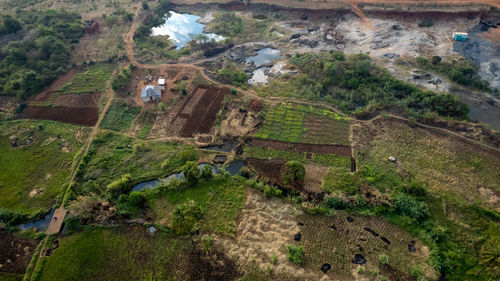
left=18, top=208, right=55, bottom=231
left=132, top=161, right=245, bottom=192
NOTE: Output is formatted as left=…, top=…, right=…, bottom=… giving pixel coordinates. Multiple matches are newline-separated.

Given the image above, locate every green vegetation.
left=209, top=12, right=243, bottom=38
left=37, top=226, right=192, bottom=281
left=286, top=245, right=304, bottom=264
left=244, top=146, right=351, bottom=169
left=258, top=52, right=469, bottom=120
left=0, top=10, right=85, bottom=99
left=100, top=101, right=141, bottom=131
left=0, top=120, right=88, bottom=217
left=58, top=64, right=114, bottom=94
left=72, top=130, right=196, bottom=197
left=322, top=167, right=359, bottom=193
left=282, top=161, right=305, bottom=187
left=111, top=67, right=131, bottom=92
left=172, top=199, right=203, bottom=235
left=217, top=65, right=248, bottom=88
left=255, top=102, right=350, bottom=145
left=149, top=176, right=246, bottom=236
left=413, top=56, right=491, bottom=92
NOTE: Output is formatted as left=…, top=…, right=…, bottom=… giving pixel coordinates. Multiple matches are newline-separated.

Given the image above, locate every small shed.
left=452, top=32, right=468, bottom=41
left=141, top=85, right=162, bottom=102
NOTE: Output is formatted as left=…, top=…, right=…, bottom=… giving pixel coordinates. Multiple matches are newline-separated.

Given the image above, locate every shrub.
left=271, top=254, right=278, bottom=264
left=326, top=196, right=347, bottom=209
left=201, top=164, right=213, bottom=180
left=379, top=254, right=389, bottom=264
left=172, top=199, right=203, bottom=235
left=106, top=174, right=132, bottom=197
left=210, top=12, right=242, bottom=38
left=286, top=245, right=304, bottom=264
left=391, top=193, right=430, bottom=222
left=218, top=67, right=247, bottom=88
left=282, top=161, right=305, bottom=187
left=182, top=161, right=199, bottom=187
left=111, top=68, right=131, bottom=91
left=127, top=191, right=146, bottom=208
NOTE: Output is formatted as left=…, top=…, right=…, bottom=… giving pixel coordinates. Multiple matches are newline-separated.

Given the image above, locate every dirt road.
left=172, top=0, right=500, bottom=10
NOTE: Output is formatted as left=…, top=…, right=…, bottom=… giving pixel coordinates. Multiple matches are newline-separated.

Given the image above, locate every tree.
left=172, top=199, right=203, bottom=235
left=282, top=161, right=305, bottom=187
left=106, top=174, right=132, bottom=197
left=391, top=193, right=429, bottom=223
left=182, top=161, right=199, bottom=186
left=127, top=191, right=146, bottom=208
left=201, top=164, right=213, bottom=180
left=111, top=68, right=131, bottom=91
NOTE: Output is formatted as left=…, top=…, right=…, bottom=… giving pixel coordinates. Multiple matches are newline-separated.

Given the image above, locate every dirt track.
left=172, top=0, right=500, bottom=9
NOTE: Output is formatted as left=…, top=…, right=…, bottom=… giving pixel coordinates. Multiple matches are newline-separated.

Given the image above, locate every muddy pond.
left=246, top=48, right=282, bottom=85
left=152, top=11, right=224, bottom=49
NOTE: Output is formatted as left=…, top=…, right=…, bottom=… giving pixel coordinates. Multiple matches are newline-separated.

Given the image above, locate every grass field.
left=37, top=226, right=192, bottom=281
left=358, top=119, right=500, bottom=210
left=74, top=130, right=196, bottom=195
left=255, top=103, right=350, bottom=145
left=57, top=64, right=114, bottom=94
left=0, top=273, right=22, bottom=281
left=100, top=101, right=141, bottom=132
left=149, top=176, right=247, bottom=236
left=0, top=120, right=89, bottom=217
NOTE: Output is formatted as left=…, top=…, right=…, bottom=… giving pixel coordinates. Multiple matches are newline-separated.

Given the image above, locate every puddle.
left=248, top=67, right=269, bottom=85
left=381, top=237, right=391, bottom=245
left=294, top=233, right=302, bottom=241
left=201, top=140, right=238, bottom=152
left=225, top=159, right=245, bottom=176
left=18, top=209, right=55, bottom=231
left=246, top=48, right=281, bottom=67
left=352, top=254, right=366, bottom=264
left=297, top=222, right=304, bottom=226
left=321, top=263, right=331, bottom=273
left=364, top=227, right=379, bottom=237
left=151, top=11, right=224, bottom=49
left=347, top=217, right=354, bottom=222
left=329, top=225, right=336, bottom=230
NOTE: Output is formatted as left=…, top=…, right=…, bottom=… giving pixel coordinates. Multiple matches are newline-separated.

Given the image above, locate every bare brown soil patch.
left=220, top=102, right=261, bottom=138
left=19, top=106, right=99, bottom=126
left=304, top=163, right=328, bottom=193
left=247, top=138, right=352, bottom=157
left=247, top=158, right=286, bottom=186
left=53, top=93, right=101, bottom=108
left=0, top=229, right=38, bottom=274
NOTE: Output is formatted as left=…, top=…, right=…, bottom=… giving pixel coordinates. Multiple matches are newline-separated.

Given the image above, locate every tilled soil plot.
left=216, top=190, right=313, bottom=279
left=247, top=158, right=286, bottom=186
left=0, top=229, right=38, bottom=274
left=179, top=87, right=229, bottom=137
left=19, top=106, right=98, bottom=126
left=296, top=213, right=436, bottom=280
left=52, top=93, right=101, bottom=108
left=247, top=138, right=352, bottom=157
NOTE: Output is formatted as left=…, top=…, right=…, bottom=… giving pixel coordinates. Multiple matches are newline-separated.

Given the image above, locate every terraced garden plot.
left=100, top=102, right=141, bottom=131
left=255, top=103, right=350, bottom=145
left=296, top=213, right=436, bottom=280
left=57, top=64, right=114, bottom=94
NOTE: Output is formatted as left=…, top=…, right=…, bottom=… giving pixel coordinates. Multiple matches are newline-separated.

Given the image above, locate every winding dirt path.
left=125, top=3, right=500, bottom=153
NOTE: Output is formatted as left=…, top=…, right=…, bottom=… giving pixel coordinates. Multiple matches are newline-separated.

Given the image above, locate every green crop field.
left=100, top=101, right=141, bottom=132
left=73, top=130, right=197, bottom=195
left=149, top=176, right=246, bottom=236
left=0, top=120, right=89, bottom=217
left=255, top=103, right=350, bottom=145
left=58, top=64, right=115, bottom=94
left=244, top=146, right=351, bottom=169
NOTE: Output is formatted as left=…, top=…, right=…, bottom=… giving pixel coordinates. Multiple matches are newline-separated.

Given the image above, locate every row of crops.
left=58, top=64, right=115, bottom=94
left=255, top=103, right=350, bottom=145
